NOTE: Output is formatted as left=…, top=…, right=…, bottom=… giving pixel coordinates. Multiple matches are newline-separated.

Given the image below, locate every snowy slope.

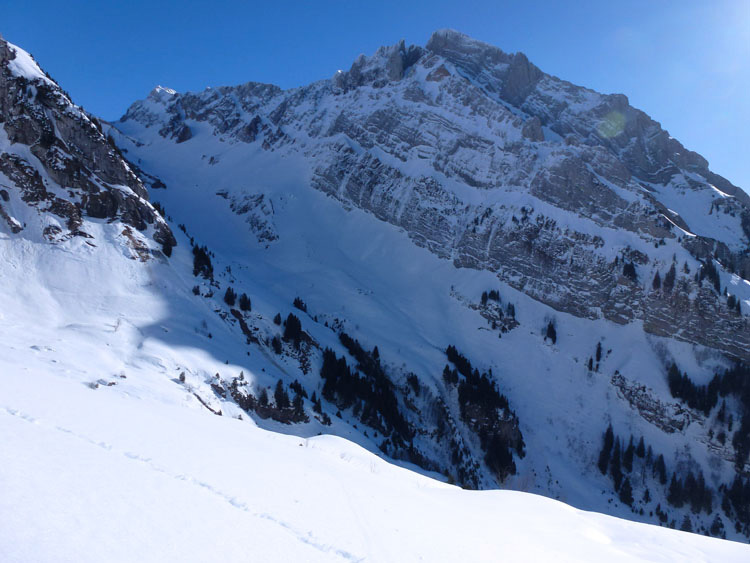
left=2, top=314, right=749, bottom=563
left=3, top=30, right=750, bottom=559
left=104, top=31, right=750, bottom=540
left=3, top=159, right=747, bottom=560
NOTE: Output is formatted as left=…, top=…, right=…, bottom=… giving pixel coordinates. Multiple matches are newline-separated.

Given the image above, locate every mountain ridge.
left=3, top=29, right=750, bottom=552
left=117, top=29, right=750, bottom=363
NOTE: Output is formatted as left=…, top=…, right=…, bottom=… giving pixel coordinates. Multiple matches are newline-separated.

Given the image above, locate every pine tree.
left=619, top=478, right=634, bottom=505
left=313, top=394, right=323, bottom=414
left=293, top=297, right=307, bottom=312
left=623, top=436, right=634, bottom=472
left=283, top=314, right=303, bottom=348
left=239, top=293, right=251, bottom=311
left=623, top=262, right=637, bottom=281
left=274, top=380, right=290, bottom=409
left=292, top=393, right=305, bottom=419
left=224, top=287, right=236, bottom=306
left=273, top=313, right=282, bottom=325
left=610, top=439, right=623, bottom=490
left=654, top=454, right=667, bottom=485
left=663, top=263, right=676, bottom=292
left=545, top=321, right=557, bottom=344
left=258, top=387, right=269, bottom=406
left=668, top=475, right=684, bottom=507
left=636, top=436, right=645, bottom=458
left=598, top=424, right=615, bottom=475
left=652, top=271, right=661, bottom=290
left=710, top=514, right=724, bottom=537
left=596, top=342, right=602, bottom=363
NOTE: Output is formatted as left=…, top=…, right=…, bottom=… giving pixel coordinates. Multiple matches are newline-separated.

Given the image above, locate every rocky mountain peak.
left=148, top=85, right=178, bottom=102
left=0, top=37, right=174, bottom=253
left=332, top=38, right=424, bottom=91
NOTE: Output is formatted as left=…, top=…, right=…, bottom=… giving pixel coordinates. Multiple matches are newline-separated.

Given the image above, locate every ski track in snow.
left=0, top=406, right=363, bottom=563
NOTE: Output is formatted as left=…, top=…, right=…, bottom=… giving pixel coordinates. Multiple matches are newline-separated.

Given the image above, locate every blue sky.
left=4, top=0, right=749, bottom=190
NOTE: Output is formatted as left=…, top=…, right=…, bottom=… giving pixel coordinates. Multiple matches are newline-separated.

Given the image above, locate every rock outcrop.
left=0, top=38, right=174, bottom=251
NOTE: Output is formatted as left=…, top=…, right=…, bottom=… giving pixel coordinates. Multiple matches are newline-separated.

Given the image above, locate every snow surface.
left=1, top=130, right=748, bottom=558
left=107, top=106, right=750, bottom=534
left=5, top=41, right=54, bottom=85
left=2, top=323, right=748, bottom=563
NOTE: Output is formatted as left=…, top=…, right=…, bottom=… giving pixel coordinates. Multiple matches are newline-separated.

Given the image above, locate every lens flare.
left=597, top=111, right=626, bottom=139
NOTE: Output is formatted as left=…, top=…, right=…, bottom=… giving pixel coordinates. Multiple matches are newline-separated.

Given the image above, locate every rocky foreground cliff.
left=0, top=36, right=173, bottom=255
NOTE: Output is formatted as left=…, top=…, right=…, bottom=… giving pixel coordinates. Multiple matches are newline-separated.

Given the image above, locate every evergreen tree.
left=668, top=475, right=684, bottom=507
left=239, top=293, right=251, bottom=311
left=598, top=424, right=615, bottom=475
left=292, top=393, right=305, bottom=418
left=709, top=514, right=724, bottom=538
left=283, top=314, right=303, bottom=348
left=545, top=321, right=557, bottom=344
left=273, top=313, right=282, bottom=325
left=636, top=436, right=645, bottom=458
left=192, top=245, right=213, bottom=279
left=679, top=515, right=693, bottom=533
left=274, top=380, right=290, bottom=409
left=623, top=261, right=637, bottom=281
left=699, top=258, right=721, bottom=293
left=663, top=263, right=676, bottom=292
left=224, top=287, right=236, bottom=306
left=652, top=271, right=661, bottom=290
left=258, top=387, right=269, bottom=406
left=610, top=439, right=623, bottom=490
left=623, top=436, right=634, bottom=472
left=596, top=342, right=602, bottom=363
left=293, top=297, right=307, bottom=312
left=311, top=392, right=322, bottom=414
left=619, top=478, right=634, bottom=505
left=654, top=454, right=667, bottom=485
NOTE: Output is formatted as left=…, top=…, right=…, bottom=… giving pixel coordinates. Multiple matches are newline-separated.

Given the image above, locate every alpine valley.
left=2, top=29, right=750, bottom=561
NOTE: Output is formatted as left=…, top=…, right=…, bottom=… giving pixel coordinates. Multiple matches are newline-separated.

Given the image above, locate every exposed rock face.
left=0, top=38, right=174, bottom=250
left=117, top=29, right=750, bottom=361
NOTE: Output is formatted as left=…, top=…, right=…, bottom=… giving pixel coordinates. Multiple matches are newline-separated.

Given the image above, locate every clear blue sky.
left=4, top=0, right=749, bottom=190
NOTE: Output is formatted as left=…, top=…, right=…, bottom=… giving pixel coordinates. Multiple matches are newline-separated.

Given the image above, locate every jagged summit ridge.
left=117, top=30, right=750, bottom=362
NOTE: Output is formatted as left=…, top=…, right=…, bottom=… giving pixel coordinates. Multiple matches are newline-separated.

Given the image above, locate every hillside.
left=1, top=28, right=750, bottom=559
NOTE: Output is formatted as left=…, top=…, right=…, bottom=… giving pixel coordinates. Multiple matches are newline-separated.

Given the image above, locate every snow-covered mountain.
left=2, top=29, right=750, bottom=560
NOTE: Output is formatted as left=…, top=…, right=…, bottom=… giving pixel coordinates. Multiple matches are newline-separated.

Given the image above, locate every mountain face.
left=3, top=30, right=750, bottom=552
left=119, top=29, right=750, bottom=362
